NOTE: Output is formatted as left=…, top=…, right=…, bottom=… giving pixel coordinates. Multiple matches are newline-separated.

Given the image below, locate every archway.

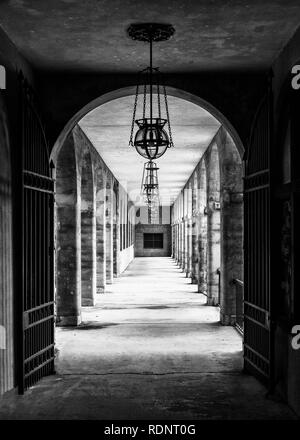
left=51, top=87, right=244, bottom=164
left=51, top=87, right=244, bottom=330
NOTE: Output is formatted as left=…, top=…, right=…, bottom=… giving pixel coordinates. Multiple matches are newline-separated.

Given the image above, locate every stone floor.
left=0, top=257, right=296, bottom=419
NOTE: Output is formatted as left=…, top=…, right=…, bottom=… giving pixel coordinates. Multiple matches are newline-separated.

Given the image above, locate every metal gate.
left=244, top=84, right=273, bottom=387
left=19, top=73, right=55, bottom=393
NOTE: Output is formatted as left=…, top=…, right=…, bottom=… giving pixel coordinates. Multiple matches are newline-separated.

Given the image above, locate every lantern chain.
left=157, top=71, right=161, bottom=119
left=163, top=84, right=174, bottom=148
left=143, top=82, right=147, bottom=119
left=129, top=83, right=139, bottom=146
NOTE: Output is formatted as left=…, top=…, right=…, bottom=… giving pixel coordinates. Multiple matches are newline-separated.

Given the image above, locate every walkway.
left=0, top=257, right=295, bottom=419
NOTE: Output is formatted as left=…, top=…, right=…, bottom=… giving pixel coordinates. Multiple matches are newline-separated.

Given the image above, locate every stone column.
left=171, top=207, right=175, bottom=259
left=191, top=214, right=199, bottom=283
left=198, top=210, right=208, bottom=294
left=206, top=146, right=221, bottom=306
left=96, top=167, right=106, bottom=293
left=206, top=199, right=221, bottom=305
left=183, top=218, right=188, bottom=273
left=176, top=223, right=179, bottom=263
left=187, top=218, right=193, bottom=278
left=113, top=183, right=121, bottom=277
left=198, top=162, right=208, bottom=295
left=106, top=175, right=114, bottom=284
left=56, top=132, right=81, bottom=326
left=220, top=190, right=243, bottom=323
left=218, top=128, right=243, bottom=325
left=180, top=221, right=184, bottom=268
left=191, top=175, right=199, bottom=284
left=81, top=152, right=96, bottom=306
left=175, top=220, right=178, bottom=264
left=186, top=184, right=193, bottom=278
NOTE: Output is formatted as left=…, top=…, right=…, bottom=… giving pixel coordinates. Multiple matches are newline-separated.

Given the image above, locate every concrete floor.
left=0, top=257, right=296, bottom=419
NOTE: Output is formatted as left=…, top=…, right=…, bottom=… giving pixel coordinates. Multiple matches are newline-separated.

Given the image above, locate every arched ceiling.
left=79, top=95, right=220, bottom=205
left=0, top=0, right=300, bottom=72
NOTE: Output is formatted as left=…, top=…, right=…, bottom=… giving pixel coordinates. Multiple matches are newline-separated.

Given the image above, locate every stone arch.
left=0, top=92, right=14, bottom=394
left=50, top=86, right=244, bottom=326
left=56, top=131, right=81, bottom=326
left=51, top=87, right=244, bottom=163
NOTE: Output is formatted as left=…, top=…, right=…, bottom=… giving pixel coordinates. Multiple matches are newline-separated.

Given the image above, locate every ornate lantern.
left=141, top=160, right=161, bottom=224
left=141, top=160, right=160, bottom=204
left=128, top=23, right=175, bottom=160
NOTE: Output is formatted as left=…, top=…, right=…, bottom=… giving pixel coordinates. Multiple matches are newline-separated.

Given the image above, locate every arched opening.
left=51, top=87, right=244, bottom=397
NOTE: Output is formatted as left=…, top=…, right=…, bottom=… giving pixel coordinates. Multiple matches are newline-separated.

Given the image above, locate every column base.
left=82, top=298, right=96, bottom=307
left=207, top=297, right=219, bottom=306
left=220, top=312, right=236, bottom=326
left=56, top=315, right=81, bottom=327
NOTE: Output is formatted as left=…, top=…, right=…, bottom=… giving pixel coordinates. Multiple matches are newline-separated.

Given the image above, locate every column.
left=106, top=174, right=114, bottom=284
left=96, top=167, right=106, bottom=293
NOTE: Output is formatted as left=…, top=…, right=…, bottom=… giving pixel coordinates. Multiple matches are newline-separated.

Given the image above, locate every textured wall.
left=135, top=225, right=171, bottom=257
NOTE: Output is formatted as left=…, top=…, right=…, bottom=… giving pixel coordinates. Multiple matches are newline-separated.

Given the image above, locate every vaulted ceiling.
left=79, top=95, right=220, bottom=205
left=0, top=0, right=300, bottom=73
left=1, top=1, right=299, bottom=205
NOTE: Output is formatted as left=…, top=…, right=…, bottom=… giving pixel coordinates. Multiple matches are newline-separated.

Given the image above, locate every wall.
left=135, top=224, right=171, bottom=257
left=270, top=25, right=300, bottom=418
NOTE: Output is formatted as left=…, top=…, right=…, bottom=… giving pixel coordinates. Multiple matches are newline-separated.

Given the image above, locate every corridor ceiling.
left=79, top=95, right=220, bottom=205
left=0, top=0, right=300, bottom=72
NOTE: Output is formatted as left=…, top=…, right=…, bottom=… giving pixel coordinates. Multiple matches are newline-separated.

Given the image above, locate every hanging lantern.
left=141, top=160, right=160, bottom=204
left=128, top=23, right=175, bottom=160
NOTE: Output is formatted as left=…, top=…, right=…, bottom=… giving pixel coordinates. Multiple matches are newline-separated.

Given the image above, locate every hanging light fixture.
left=128, top=23, right=175, bottom=160
left=141, top=160, right=160, bottom=205
left=141, top=160, right=161, bottom=224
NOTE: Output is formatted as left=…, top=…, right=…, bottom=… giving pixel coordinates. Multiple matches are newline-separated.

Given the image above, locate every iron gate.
left=244, top=84, right=273, bottom=387
left=19, top=73, right=55, bottom=393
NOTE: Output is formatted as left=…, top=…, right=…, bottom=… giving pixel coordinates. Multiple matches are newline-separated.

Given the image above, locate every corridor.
left=0, top=258, right=295, bottom=420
